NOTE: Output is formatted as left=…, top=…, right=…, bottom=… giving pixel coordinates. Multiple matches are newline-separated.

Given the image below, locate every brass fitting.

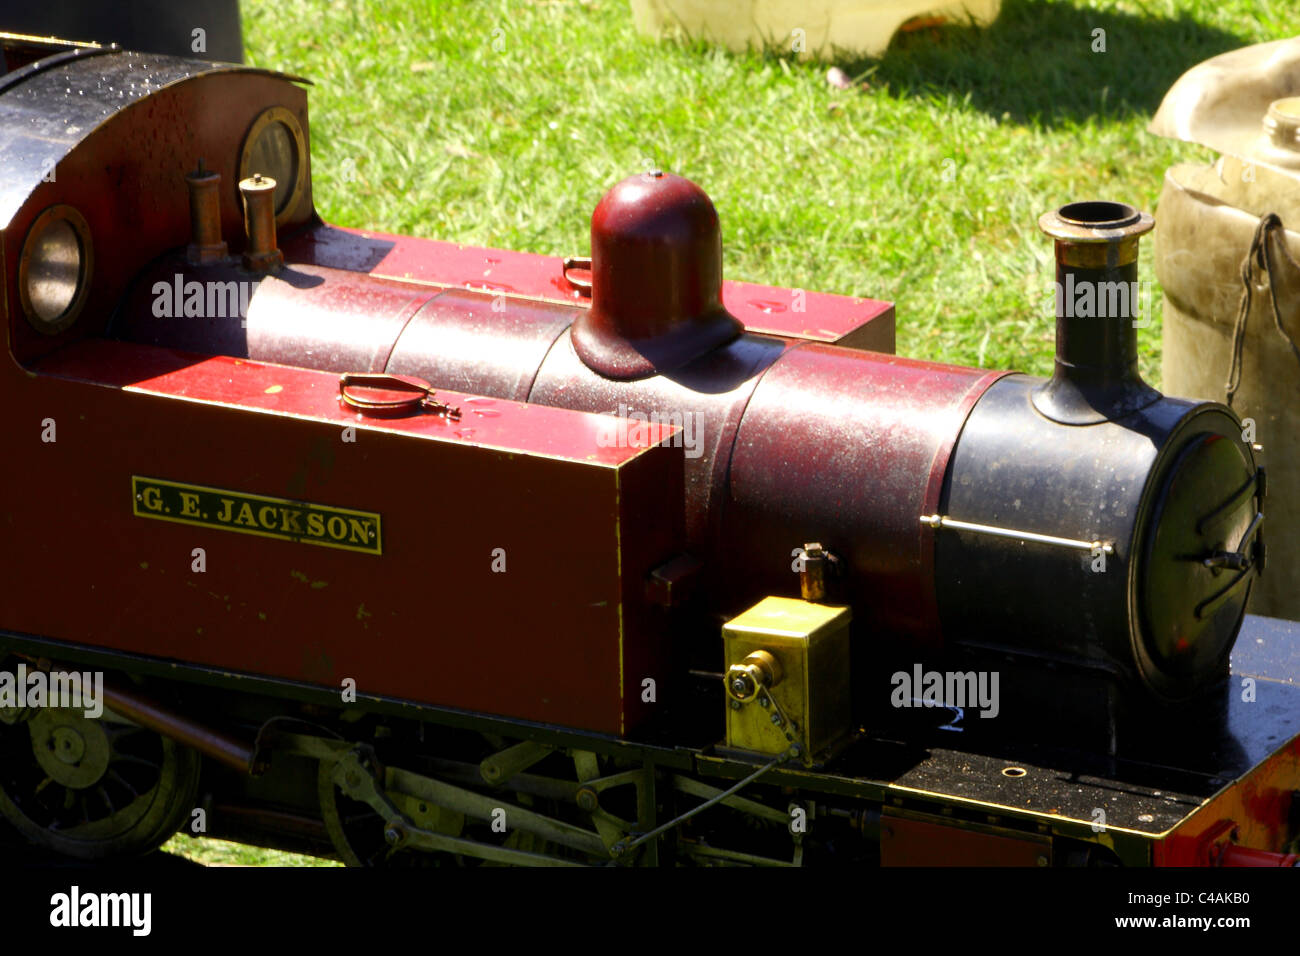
left=1038, top=201, right=1153, bottom=271
left=239, top=173, right=283, bottom=274
left=800, top=542, right=828, bottom=602
left=725, top=649, right=783, bottom=703
left=185, top=159, right=227, bottom=266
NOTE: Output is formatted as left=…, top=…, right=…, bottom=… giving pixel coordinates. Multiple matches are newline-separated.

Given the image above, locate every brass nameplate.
left=132, top=476, right=381, bottom=555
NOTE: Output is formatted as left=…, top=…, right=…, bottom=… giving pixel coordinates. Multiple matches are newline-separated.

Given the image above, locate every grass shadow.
left=836, top=0, right=1249, bottom=126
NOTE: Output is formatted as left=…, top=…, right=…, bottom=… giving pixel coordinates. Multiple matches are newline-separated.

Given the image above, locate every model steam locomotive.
left=1, top=33, right=1296, bottom=867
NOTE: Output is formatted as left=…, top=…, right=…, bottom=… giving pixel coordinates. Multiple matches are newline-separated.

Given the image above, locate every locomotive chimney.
left=1034, top=201, right=1161, bottom=424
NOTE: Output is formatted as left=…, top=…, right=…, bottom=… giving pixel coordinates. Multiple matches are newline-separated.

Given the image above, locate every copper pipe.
left=239, top=173, right=283, bottom=274
left=99, top=679, right=255, bottom=774
left=12, top=652, right=256, bottom=774
left=185, top=158, right=227, bottom=266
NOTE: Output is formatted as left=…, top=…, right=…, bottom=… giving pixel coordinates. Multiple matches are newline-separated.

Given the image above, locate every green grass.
left=171, top=0, right=1287, bottom=866
left=162, top=832, right=341, bottom=866
left=242, top=0, right=1292, bottom=387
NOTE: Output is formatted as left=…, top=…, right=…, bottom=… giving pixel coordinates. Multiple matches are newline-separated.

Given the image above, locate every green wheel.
left=0, top=706, right=201, bottom=860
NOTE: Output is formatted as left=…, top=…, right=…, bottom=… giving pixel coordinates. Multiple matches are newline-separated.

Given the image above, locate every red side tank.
left=117, top=172, right=1006, bottom=651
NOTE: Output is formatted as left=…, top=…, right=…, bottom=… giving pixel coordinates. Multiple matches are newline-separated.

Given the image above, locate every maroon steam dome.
left=570, top=171, right=743, bottom=379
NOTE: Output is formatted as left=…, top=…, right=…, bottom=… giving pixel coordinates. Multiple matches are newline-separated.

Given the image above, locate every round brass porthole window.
left=239, top=105, right=308, bottom=225
left=18, top=205, right=93, bottom=335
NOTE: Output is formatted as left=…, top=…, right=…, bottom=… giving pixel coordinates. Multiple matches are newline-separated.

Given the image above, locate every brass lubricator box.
left=722, top=597, right=852, bottom=763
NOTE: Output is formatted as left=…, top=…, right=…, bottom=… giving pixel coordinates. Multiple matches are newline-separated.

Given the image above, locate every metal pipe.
left=13, top=653, right=257, bottom=774
left=920, top=514, right=1113, bottom=554
left=99, top=679, right=255, bottom=774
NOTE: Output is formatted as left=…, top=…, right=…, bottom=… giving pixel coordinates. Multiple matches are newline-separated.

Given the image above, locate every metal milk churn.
left=1149, top=37, right=1300, bottom=621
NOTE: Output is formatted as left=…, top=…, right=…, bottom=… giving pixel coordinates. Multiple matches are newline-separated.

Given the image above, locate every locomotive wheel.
left=0, top=707, right=201, bottom=860
left=317, top=756, right=468, bottom=867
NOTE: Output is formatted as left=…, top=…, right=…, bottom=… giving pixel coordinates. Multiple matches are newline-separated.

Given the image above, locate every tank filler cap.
left=570, top=172, right=743, bottom=380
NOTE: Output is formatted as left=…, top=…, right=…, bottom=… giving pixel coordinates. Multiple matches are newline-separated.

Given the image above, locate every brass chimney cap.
left=1039, top=201, right=1154, bottom=269
left=1038, top=201, right=1154, bottom=243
